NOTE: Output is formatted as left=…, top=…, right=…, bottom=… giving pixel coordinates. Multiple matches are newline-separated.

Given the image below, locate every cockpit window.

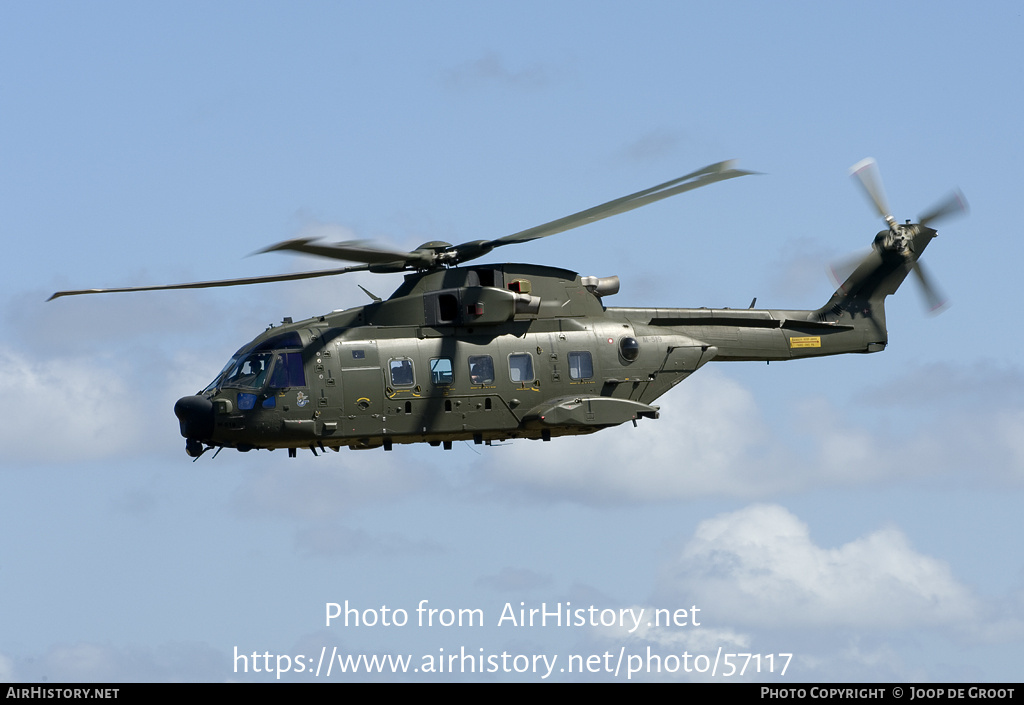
left=202, top=352, right=243, bottom=393
left=205, top=332, right=305, bottom=393
left=224, top=351, right=273, bottom=390
left=269, top=352, right=306, bottom=388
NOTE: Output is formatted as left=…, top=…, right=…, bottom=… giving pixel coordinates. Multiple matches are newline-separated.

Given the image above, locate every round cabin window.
left=619, top=336, right=640, bottom=362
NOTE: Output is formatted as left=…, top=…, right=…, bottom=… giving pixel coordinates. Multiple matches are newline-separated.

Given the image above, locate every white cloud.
left=659, top=504, right=979, bottom=630
left=230, top=453, right=444, bottom=521
left=4, top=642, right=223, bottom=682
left=0, top=340, right=240, bottom=465
left=293, top=522, right=444, bottom=557
left=479, top=371, right=780, bottom=502
left=570, top=504, right=1018, bottom=681
left=995, top=410, right=1024, bottom=479
left=596, top=608, right=752, bottom=654
left=473, top=360, right=1024, bottom=503
left=0, top=347, right=150, bottom=464
left=0, top=652, right=14, bottom=681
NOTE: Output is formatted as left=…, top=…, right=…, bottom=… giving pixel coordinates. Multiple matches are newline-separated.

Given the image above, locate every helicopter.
left=49, top=159, right=966, bottom=459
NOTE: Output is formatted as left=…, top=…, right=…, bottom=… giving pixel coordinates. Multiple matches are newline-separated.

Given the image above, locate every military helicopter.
left=49, top=159, right=965, bottom=459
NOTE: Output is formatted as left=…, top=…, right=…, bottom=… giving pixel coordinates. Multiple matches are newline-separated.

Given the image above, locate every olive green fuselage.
left=178, top=258, right=894, bottom=455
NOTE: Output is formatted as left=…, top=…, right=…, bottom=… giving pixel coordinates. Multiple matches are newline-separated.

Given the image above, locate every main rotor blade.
left=255, top=160, right=753, bottom=270
left=918, top=189, right=968, bottom=227
left=47, top=265, right=369, bottom=301
left=476, top=160, right=754, bottom=252
left=257, top=237, right=432, bottom=267
left=849, top=157, right=893, bottom=222
left=52, top=160, right=753, bottom=300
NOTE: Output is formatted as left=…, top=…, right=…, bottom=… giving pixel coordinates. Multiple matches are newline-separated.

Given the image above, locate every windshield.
left=201, top=352, right=243, bottom=394
left=201, top=332, right=306, bottom=394
left=224, top=351, right=274, bottom=390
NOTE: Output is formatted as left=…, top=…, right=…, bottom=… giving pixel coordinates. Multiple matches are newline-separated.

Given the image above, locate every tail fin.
left=816, top=224, right=939, bottom=348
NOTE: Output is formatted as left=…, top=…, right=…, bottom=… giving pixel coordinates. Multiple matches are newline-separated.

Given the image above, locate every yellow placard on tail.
left=789, top=336, right=821, bottom=348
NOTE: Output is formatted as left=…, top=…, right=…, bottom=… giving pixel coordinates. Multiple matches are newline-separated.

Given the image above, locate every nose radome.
left=174, top=395, right=214, bottom=441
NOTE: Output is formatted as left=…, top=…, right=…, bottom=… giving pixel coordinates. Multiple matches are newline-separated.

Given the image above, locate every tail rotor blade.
left=843, top=157, right=962, bottom=316
left=912, top=260, right=949, bottom=314
left=850, top=157, right=893, bottom=223
left=918, top=189, right=968, bottom=228
left=828, top=248, right=873, bottom=292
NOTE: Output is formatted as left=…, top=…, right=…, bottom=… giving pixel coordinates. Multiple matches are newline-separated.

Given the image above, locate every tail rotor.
left=844, top=157, right=967, bottom=314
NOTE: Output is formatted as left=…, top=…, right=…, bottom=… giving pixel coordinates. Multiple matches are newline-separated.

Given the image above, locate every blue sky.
left=2, top=1, right=1023, bottom=681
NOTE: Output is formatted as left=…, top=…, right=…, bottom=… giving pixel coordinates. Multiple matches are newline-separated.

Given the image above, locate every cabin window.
left=568, top=351, right=593, bottom=380
left=430, top=357, right=454, bottom=385
left=468, top=355, right=494, bottom=385
left=508, top=353, right=534, bottom=383
left=389, top=358, right=415, bottom=387
left=619, top=336, right=640, bottom=362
